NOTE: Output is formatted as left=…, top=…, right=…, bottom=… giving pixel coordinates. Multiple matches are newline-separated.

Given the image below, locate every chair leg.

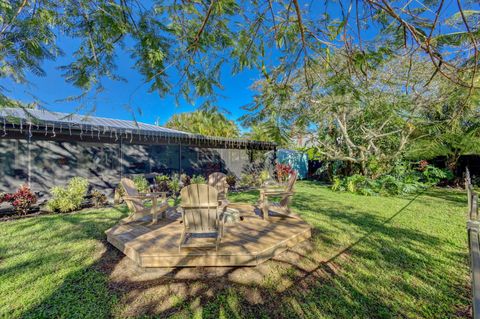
left=216, top=234, right=221, bottom=251
left=178, top=231, right=186, bottom=252
left=263, top=197, right=270, bottom=221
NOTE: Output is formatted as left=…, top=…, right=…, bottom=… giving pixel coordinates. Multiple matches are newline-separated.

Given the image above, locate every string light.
left=52, top=123, right=56, bottom=137
left=2, top=118, right=6, bottom=137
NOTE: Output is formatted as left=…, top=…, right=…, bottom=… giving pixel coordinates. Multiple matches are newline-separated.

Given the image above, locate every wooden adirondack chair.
left=258, top=171, right=298, bottom=221
left=121, top=178, right=168, bottom=224
left=178, top=184, right=227, bottom=251
left=208, top=172, right=229, bottom=202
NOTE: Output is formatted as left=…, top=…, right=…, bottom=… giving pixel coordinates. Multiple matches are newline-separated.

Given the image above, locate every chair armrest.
left=262, top=190, right=294, bottom=196
left=140, top=192, right=168, bottom=197
left=123, top=195, right=150, bottom=200
left=218, top=199, right=229, bottom=210
left=181, top=204, right=219, bottom=209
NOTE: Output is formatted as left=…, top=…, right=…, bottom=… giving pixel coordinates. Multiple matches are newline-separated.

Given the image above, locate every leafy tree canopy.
left=165, top=109, right=239, bottom=137
left=0, top=0, right=479, bottom=110
left=246, top=47, right=479, bottom=177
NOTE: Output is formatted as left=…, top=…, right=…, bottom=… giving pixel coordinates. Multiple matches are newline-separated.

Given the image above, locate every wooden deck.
left=106, top=203, right=311, bottom=267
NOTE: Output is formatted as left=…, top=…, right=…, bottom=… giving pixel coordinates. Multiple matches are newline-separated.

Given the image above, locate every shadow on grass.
left=16, top=187, right=470, bottom=318
left=10, top=206, right=129, bottom=319
left=422, top=188, right=467, bottom=205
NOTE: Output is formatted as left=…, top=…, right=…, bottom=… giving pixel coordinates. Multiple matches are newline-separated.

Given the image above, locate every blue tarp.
left=276, top=149, right=308, bottom=179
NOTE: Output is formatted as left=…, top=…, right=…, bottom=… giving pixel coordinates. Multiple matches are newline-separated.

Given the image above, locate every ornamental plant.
left=190, top=175, right=206, bottom=184
left=276, top=163, right=294, bottom=183
left=91, top=189, right=108, bottom=208
left=155, top=174, right=170, bottom=192
left=0, top=185, right=37, bottom=215
left=47, top=177, right=89, bottom=213
left=168, top=174, right=181, bottom=195
left=226, top=174, right=236, bottom=188
left=180, top=174, right=191, bottom=187
left=239, top=173, right=255, bottom=188
left=418, top=160, right=429, bottom=171
left=132, top=175, right=150, bottom=193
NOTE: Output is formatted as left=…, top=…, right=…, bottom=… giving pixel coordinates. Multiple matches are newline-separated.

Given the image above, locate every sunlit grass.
left=0, top=182, right=470, bottom=318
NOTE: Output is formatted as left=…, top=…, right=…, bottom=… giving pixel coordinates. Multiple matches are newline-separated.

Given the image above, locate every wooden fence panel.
left=467, top=179, right=480, bottom=318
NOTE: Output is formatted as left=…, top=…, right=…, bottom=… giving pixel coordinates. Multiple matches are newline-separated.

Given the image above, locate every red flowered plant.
left=418, top=160, right=429, bottom=171
left=276, top=163, right=294, bottom=183
left=0, top=185, right=37, bottom=215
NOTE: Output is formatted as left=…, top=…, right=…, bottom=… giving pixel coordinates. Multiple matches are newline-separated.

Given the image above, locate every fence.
left=467, top=169, right=480, bottom=317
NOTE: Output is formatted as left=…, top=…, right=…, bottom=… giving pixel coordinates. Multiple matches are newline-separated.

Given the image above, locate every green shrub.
left=132, top=175, right=150, bottom=193
left=422, top=165, right=453, bottom=185
left=155, top=174, right=170, bottom=192
left=190, top=175, right=206, bottom=184
left=180, top=174, right=191, bottom=187
left=331, top=176, right=344, bottom=192
left=226, top=174, right=236, bottom=188
left=168, top=174, right=181, bottom=194
left=330, top=161, right=453, bottom=196
left=47, top=177, right=89, bottom=213
left=91, top=189, right=108, bottom=208
left=259, top=170, right=271, bottom=186
left=239, top=173, right=255, bottom=188
left=332, top=169, right=426, bottom=196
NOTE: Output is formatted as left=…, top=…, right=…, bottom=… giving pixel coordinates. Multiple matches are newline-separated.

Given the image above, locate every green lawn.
left=0, top=181, right=471, bottom=318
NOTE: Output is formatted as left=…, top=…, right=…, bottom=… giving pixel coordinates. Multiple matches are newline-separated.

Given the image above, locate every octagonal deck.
left=106, top=204, right=311, bottom=267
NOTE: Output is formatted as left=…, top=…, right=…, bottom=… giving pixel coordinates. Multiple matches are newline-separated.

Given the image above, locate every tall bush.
left=47, top=177, right=89, bottom=213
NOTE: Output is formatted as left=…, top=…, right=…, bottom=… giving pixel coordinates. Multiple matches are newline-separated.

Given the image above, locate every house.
left=0, top=108, right=276, bottom=195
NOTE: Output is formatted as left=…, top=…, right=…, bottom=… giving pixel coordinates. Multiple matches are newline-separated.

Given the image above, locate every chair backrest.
left=121, top=178, right=143, bottom=212
left=286, top=171, right=298, bottom=192
left=121, top=178, right=139, bottom=196
left=180, top=184, right=219, bottom=233
left=278, top=172, right=297, bottom=207
left=208, top=172, right=228, bottom=200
